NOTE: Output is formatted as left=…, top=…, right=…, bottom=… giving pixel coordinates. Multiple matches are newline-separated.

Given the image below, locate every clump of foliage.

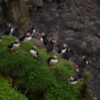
left=0, top=76, right=28, bottom=100
left=0, top=36, right=83, bottom=100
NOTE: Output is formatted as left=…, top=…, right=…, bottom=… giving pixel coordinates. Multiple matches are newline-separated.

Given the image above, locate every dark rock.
left=29, top=0, right=100, bottom=99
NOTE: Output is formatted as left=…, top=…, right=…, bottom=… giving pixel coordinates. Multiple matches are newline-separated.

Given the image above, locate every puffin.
left=76, top=55, right=89, bottom=71
left=63, top=47, right=74, bottom=60
left=40, top=33, right=49, bottom=46
left=9, top=27, right=14, bottom=35
left=11, top=26, right=20, bottom=37
left=27, top=25, right=36, bottom=37
left=58, top=43, right=68, bottom=55
left=30, top=47, right=38, bottom=59
left=68, top=75, right=79, bottom=84
left=31, top=26, right=36, bottom=36
left=8, top=39, right=20, bottom=53
left=46, top=39, right=56, bottom=52
left=4, top=23, right=13, bottom=35
left=47, top=55, right=58, bottom=68
left=19, top=33, right=32, bottom=43
left=70, top=55, right=89, bottom=73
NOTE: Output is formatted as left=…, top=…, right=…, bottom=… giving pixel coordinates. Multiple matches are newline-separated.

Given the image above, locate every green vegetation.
left=0, top=36, right=84, bottom=100
left=0, top=77, right=28, bottom=100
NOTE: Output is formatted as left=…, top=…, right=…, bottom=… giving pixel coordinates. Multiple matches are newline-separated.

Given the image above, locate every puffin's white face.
left=26, top=33, right=31, bottom=36
left=63, top=44, right=68, bottom=48
left=82, top=55, right=86, bottom=59
left=41, top=33, right=46, bottom=36
left=52, top=40, right=56, bottom=43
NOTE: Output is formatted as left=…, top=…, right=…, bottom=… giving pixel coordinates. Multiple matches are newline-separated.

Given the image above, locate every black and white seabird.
left=19, top=33, right=32, bottom=43
left=47, top=56, right=58, bottom=67
left=68, top=75, right=79, bottom=84
left=40, top=33, right=49, bottom=46
left=63, top=47, right=74, bottom=60
left=9, top=27, right=14, bottom=35
left=30, top=47, right=38, bottom=59
left=46, top=39, right=56, bottom=52
left=70, top=55, right=89, bottom=74
left=58, top=43, right=68, bottom=55
left=8, top=39, right=20, bottom=53
left=4, top=23, right=13, bottom=35
left=76, top=55, right=89, bottom=71
left=27, top=25, right=36, bottom=37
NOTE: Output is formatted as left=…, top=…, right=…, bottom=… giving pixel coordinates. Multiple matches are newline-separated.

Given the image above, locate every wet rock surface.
left=30, top=0, right=100, bottom=99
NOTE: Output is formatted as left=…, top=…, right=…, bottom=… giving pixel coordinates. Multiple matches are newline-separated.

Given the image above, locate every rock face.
left=0, top=1, right=6, bottom=31
left=29, top=0, right=100, bottom=99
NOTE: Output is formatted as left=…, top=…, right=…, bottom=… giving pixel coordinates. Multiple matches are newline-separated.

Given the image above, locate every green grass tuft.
left=0, top=36, right=84, bottom=100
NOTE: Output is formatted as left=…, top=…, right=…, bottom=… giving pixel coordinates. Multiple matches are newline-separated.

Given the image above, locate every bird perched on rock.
left=27, top=25, right=36, bottom=37
left=58, top=43, right=68, bottom=55
left=4, top=23, right=14, bottom=35
left=40, top=33, right=49, bottom=46
left=9, top=27, right=15, bottom=35
left=46, top=39, right=56, bottom=52
left=8, top=39, right=20, bottom=54
left=76, top=55, right=89, bottom=72
left=71, top=55, right=89, bottom=72
left=30, top=47, right=38, bottom=59
left=63, top=47, right=74, bottom=60
left=19, top=33, right=32, bottom=43
left=47, top=55, right=58, bottom=68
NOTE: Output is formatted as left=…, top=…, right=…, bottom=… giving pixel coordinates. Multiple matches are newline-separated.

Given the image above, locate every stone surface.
left=29, top=0, right=100, bottom=99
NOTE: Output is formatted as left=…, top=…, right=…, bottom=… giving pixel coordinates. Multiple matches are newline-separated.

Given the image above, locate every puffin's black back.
left=19, top=36, right=25, bottom=41
left=46, top=41, right=54, bottom=52
left=63, top=49, right=74, bottom=60
left=42, top=36, right=49, bottom=46
left=78, top=57, right=88, bottom=70
left=27, top=26, right=35, bottom=34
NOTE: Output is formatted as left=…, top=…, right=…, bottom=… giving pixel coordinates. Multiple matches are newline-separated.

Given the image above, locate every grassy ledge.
left=0, top=36, right=84, bottom=100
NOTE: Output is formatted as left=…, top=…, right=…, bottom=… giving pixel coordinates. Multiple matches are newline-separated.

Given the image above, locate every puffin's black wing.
left=19, top=36, right=25, bottom=41
left=46, top=42, right=54, bottom=52
left=58, top=50, right=61, bottom=54
left=42, top=36, right=49, bottom=46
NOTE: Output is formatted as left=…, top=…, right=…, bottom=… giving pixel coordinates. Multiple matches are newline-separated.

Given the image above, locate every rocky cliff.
left=29, top=0, right=100, bottom=99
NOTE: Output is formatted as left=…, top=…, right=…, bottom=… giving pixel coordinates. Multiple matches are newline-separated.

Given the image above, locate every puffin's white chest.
left=61, top=49, right=67, bottom=54
left=40, top=37, right=43, bottom=43
left=12, top=43, right=20, bottom=50
left=10, top=28, right=14, bottom=34
left=50, top=59, right=58, bottom=65
left=30, top=50, right=37, bottom=57
left=31, top=29, right=36, bottom=36
left=23, top=37, right=32, bottom=43
left=33, top=29, right=36, bottom=34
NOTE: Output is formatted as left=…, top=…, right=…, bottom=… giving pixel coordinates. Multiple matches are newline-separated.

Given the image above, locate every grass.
left=0, top=76, right=28, bottom=100
left=0, top=36, right=85, bottom=100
